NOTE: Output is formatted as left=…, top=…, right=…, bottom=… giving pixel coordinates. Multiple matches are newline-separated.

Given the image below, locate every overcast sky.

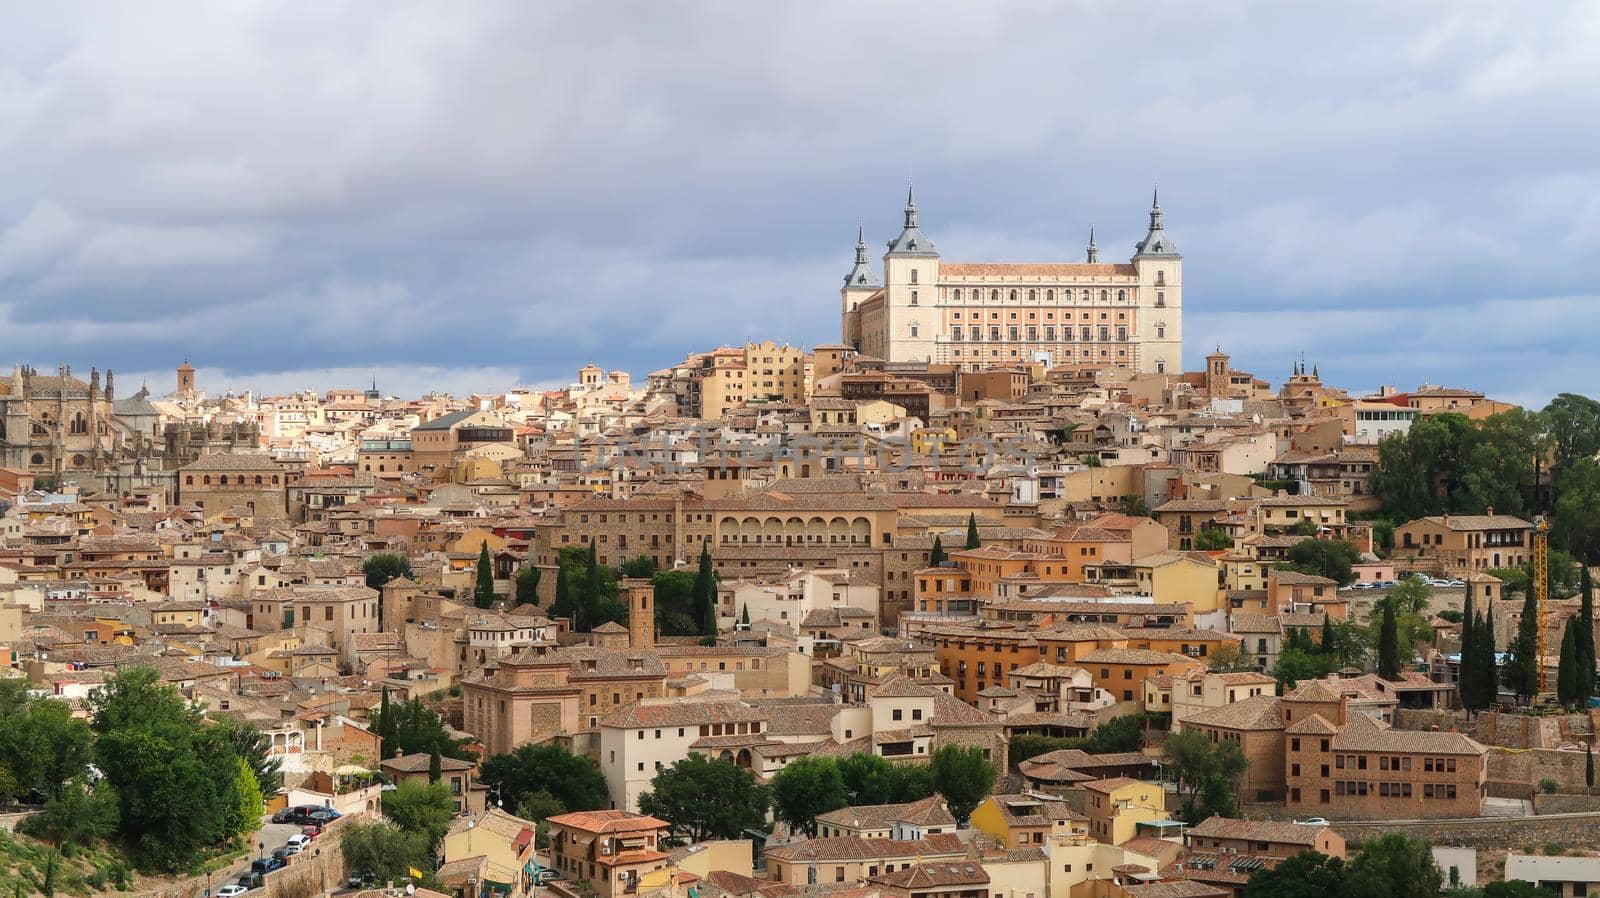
left=2, top=2, right=1598, bottom=406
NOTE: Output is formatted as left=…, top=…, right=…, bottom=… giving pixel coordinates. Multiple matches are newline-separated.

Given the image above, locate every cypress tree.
left=552, top=562, right=573, bottom=622
left=428, top=743, right=443, bottom=783
left=1319, top=612, right=1334, bottom=656
left=1558, top=618, right=1580, bottom=709
left=378, top=687, right=396, bottom=759
left=930, top=535, right=947, bottom=566
left=965, top=514, right=981, bottom=550
left=1587, top=743, right=1595, bottom=792
left=1377, top=599, right=1401, bottom=680
left=584, top=545, right=604, bottom=633
left=1475, top=609, right=1498, bottom=708
left=1581, top=566, right=1597, bottom=705
left=1460, top=592, right=1478, bottom=712
left=475, top=540, right=496, bottom=609
left=693, top=542, right=717, bottom=635
left=1507, top=582, right=1543, bottom=704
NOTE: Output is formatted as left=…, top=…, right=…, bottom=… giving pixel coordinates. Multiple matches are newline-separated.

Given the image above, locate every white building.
left=842, top=187, right=1183, bottom=375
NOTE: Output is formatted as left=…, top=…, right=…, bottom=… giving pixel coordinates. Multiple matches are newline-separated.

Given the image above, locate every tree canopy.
left=770, top=757, right=848, bottom=837
left=837, top=753, right=934, bottom=806
left=1162, top=728, right=1246, bottom=821
left=479, top=743, right=610, bottom=817
left=929, top=744, right=995, bottom=823
left=1246, top=834, right=1443, bottom=898
left=381, top=779, right=457, bottom=849
left=1280, top=540, right=1362, bottom=586
left=638, top=754, right=769, bottom=844
left=363, top=551, right=413, bottom=590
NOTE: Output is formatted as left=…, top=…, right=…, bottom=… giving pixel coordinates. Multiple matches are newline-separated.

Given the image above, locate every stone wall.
left=1486, top=747, right=1592, bottom=797
left=1333, top=812, right=1600, bottom=852
left=1534, top=794, right=1600, bottom=814
left=123, top=814, right=357, bottom=898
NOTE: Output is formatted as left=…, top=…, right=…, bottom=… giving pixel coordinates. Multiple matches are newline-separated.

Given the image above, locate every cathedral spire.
left=844, top=223, right=881, bottom=288
left=886, top=182, right=936, bottom=257
left=856, top=223, right=869, bottom=264
left=1086, top=226, right=1099, bottom=263
left=904, top=180, right=918, bottom=229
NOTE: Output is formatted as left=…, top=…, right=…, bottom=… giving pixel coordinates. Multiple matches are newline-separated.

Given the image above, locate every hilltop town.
left=1, top=193, right=1597, bottom=898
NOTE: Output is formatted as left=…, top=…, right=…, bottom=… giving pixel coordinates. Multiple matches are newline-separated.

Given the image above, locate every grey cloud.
left=0, top=1, right=1597, bottom=403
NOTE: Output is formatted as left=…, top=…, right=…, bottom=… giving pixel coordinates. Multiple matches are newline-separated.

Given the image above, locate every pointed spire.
left=1134, top=184, right=1178, bottom=257
left=855, top=223, right=869, bottom=265
left=903, top=179, right=919, bottom=229
left=1086, top=226, right=1099, bottom=264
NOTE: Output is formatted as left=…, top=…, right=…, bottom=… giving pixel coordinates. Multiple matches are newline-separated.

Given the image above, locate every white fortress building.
left=840, top=187, right=1183, bottom=374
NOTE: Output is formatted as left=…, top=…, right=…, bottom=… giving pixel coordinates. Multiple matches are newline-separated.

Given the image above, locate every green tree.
left=929, top=536, right=947, bottom=566
left=363, top=552, right=413, bottom=590
left=475, top=540, right=496, bottom=608
left=836, top=753, right=934, bottom=805
left=638, top=754, right=770, bottom=844
left=1272, top=648, right=1333, bottom=691
left=1207, top=641, right=1254, bottom=673
left=1008, top=735, right=1081, bottom=766
left=1505, top=577, right=1543, bottom=704
left=342, top=820, right=435, bottom=885
left=1555, top=457, right=1600, bottom=560
left=965, top=514, right=981, bottom=550
left=1557, top=618, right=1581, bottom=709
left=1587, top=743, right=1595, bottom=792
left=18, top=779, right=120, bottom=845
left=212, top=716, right=283, bottom=795
left=1389, top=578, right=1433, bottom=615
left=1473, top=609, right=1498, bottom=708
left=929, top=744, right=995, bottom=823
left=651, top=570, right=700, bottom=636
left=376, top=687, right=397, bottom=759
left=479, top=743, right=610, bottom=815
left=1281, top=540, right=1361, bottom=586
left=552, top=562, right=574, bottom=622
left=382, top=779, right=457, bottom=848
left=41, top=847, right=58, bottom=898
left=1377, top=598, right=1402, bottom=679
left=372, top=696, right=472, bottom=762
left=0, top=691, right=92, bottom=799
left=514, top=564, right=542, bottom=607
left=1119, top=495, right=1151, bottom=517
left=1083, top=715, right=1144, bottom=754
left=226, top=755, right=265, bottom=840
left=1161, top=728, right=1246, bottom=821
left=692, top=543, right=718, bottom=636
left=770, top=757, right=848, bottom=837
left=1244, top=850, right=1345, bottom=898
left=1194, top=528, right=1233, bottom=551
left=89, top=666, right=247, bottom=871
left=620, top=555, right=659, bottom=579
left=428, top=744, right=443, bottom=783
left=1580, top=566, right=1597, bottom=706
left=1343, top=832, right=1443, bottom=898
left=1460, top=592, right=1484, bottom=713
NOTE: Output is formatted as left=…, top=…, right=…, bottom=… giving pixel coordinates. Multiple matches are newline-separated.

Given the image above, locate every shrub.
left=1540, top=778, right=1559, bottom=795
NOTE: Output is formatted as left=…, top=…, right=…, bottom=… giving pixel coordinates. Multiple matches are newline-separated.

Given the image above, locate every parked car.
left=236, top=873, right=264, bottom=891
left=347, top=873, right=375, bottom=890
left=218, top=886, right=250, bottom=897
left=272, top=847, right=297, bottom=861
left=270, top=808, right=296, bottom=824
left=1294, top=817, right=1331, bottom=826
left=250, top=858, right=285, bottom=876
left=534, top=870, right=561, bottom=884
left=286, top=834, right=313, bottom=852
left=305, top=808, right=340, bottom=825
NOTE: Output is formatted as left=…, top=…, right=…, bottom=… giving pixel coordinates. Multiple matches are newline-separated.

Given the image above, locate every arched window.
left=1046, top=289, right=1054, bottom=302
left=1100, top=289, right=1109, bottom=301
left=1117, top=289, right=1126, bottom=301
left=953, top=289, right=961, bottom=301
left=1082, top=289, right=1092, bottom=301
left=1009, top=290, right=1018, bottom=301
left=1028, top=289, right=1037, bottom=301
left=70, top=414, right=86, bottom=435
left=255, top=475, right=264, bottom=485
left=186, top=476, right=194, bottom=485
left=990, top=290, right=999, bottom=302
left=273, top=475, right=280, bottom=484
left=203, top=475, right=212, bottom=485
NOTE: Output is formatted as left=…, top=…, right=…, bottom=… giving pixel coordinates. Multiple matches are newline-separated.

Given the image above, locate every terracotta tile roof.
left=939, top=262, right=1137, bottom=278
left=1187, top=816, right=1333, bottom=846
left=546, top=810, right=668, bottom=834
left=1080, top=648, right=1195, bottom=666
left=814, top=795, right=955, bottom=831
left=601, top=699, right=767, bottom=729
left=868, top=861, right=988, bottom=889
left=1186, top=694, right=1283, bottom=731
left=765, top=834, right=964, bottom=863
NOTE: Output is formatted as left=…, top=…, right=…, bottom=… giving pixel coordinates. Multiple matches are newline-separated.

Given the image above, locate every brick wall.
left=1333, top=812, right=1600, bottom=852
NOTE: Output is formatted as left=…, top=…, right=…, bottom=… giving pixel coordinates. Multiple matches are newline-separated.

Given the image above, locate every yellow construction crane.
left=1535, top=516, right=1550, bottom=695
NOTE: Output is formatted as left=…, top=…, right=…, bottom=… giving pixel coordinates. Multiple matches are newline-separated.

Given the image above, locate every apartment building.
left=546, top=810, right=671, bottom=898
left=1283, top=707, right=1487, bottom=818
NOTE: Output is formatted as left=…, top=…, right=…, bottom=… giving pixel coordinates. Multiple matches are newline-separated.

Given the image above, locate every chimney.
left=1485, top=506, right=1495, bottom=517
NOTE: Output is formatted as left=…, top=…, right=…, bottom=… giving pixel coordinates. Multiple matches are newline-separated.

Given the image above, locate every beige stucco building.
left=841, top=188, right=1182, bottom=375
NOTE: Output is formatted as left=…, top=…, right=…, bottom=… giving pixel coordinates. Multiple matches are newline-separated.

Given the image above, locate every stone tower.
left=1205, top=347, right=1231, bottom=396
left=1133, top=188, right=1183, bottom=376
left=176, top=361, right=196, bottom=400
left=623, top=578, right=655, bottom=650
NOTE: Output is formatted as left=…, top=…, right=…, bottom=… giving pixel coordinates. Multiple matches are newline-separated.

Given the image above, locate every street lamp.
left=258, top=841, right=266, bottom=861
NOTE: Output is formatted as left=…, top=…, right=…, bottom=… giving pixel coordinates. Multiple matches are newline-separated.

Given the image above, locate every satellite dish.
left=406, top=886, right=416, bottom=895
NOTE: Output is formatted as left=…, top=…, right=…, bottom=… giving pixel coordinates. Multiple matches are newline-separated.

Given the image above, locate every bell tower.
left=623, top=578, right=655, bottom=649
